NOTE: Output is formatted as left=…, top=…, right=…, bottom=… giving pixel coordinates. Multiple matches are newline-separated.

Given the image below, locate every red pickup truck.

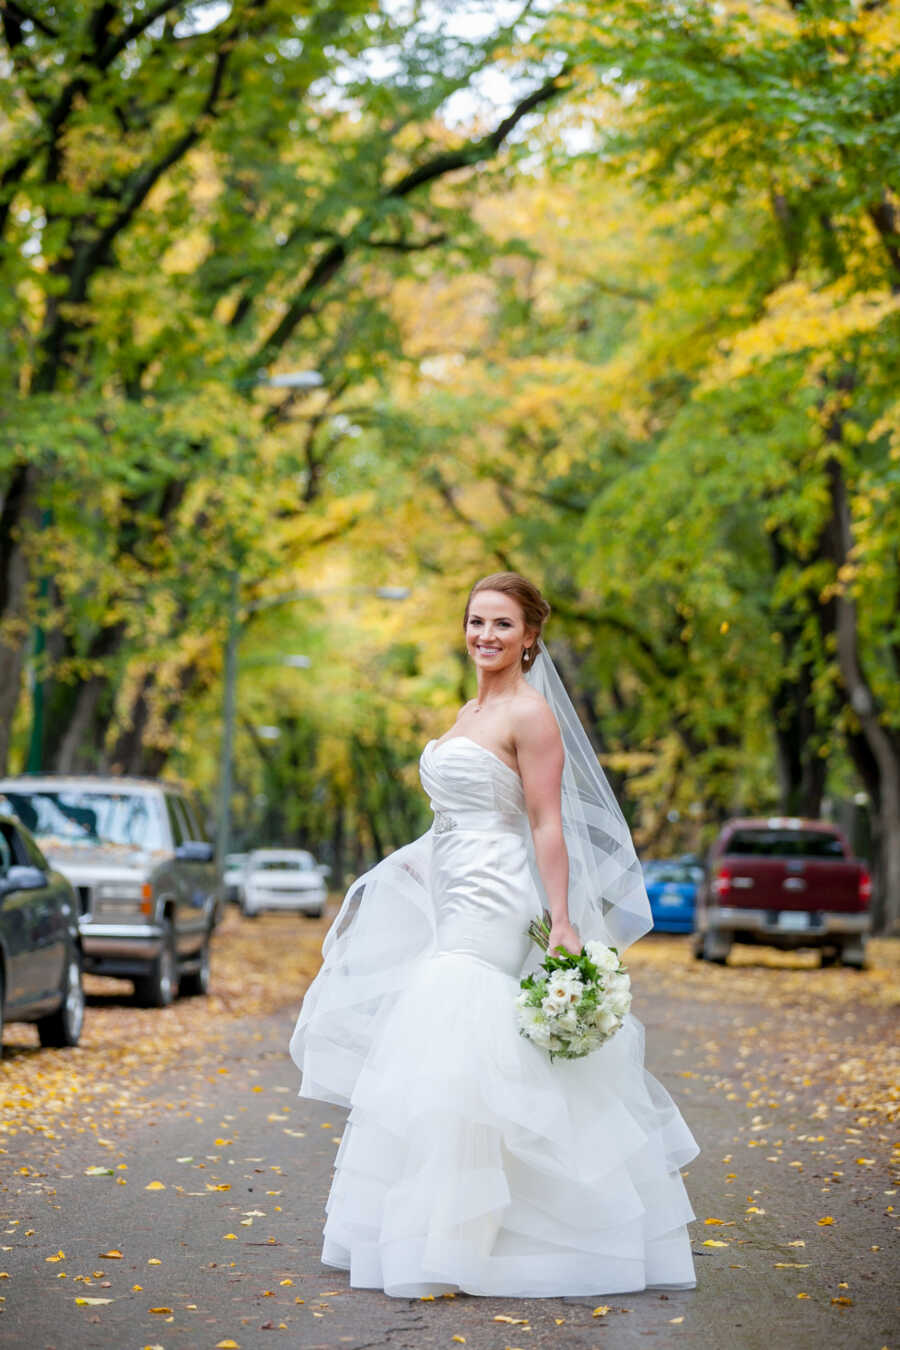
left=693, top=818, right=871, bottom=968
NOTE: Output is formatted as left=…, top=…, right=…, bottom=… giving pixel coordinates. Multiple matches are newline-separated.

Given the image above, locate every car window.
left=253, top=855, right=315, bottom=872
left=164, top=795, right=187, bottom=848
left=727, top=829, right=845, bottom=859
left=0, top=820, right=28, bottom=867
left=0, top=827, right=12, bottom=876
left=178, top=797, right=202, bottom=841
left=0, top=788, right=166, bottom=850
left=645, top=863, right=695, bottom=884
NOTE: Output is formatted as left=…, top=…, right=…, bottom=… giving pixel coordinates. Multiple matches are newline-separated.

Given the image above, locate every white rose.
left=608, top=988, right=632, bottom=1017
left=585, top=941, right=620, bottom=973
left=592, top=1007, right=619, bottom=1035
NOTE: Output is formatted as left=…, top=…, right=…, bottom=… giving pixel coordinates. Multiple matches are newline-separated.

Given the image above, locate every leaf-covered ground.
left=3, top=914, right=896, bottom=1188
left=1, top=913, right=897, bottom=1348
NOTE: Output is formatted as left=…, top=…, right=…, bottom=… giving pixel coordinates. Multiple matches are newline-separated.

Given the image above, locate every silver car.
left=240, top=848, right=329, bottom=918
left=0, top=776, right=220, bottom=1007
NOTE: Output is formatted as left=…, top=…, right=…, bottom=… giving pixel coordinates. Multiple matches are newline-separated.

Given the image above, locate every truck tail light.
left=858, top=868, right=872, bottom=906
left=140, top=882, right=153, bottom=916
left=713, top=866, right=732, bottom=897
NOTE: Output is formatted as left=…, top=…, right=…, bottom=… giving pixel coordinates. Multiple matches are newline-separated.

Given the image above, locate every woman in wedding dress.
left=290, top=572, right=698, bottom=1298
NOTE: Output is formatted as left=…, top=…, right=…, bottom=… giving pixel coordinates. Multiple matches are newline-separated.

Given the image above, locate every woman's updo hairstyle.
left=463, top=572, right=551, bottom=671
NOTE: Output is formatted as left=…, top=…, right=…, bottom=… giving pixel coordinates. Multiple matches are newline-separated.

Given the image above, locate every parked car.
left=0, top=776, right=221, bottom=1007
left=642, top=859, right=702, bottom=933
left=239, top=849, right=329, bottom=918
left=693, top=817, right=871, bottom=967
left=0, top=812, right=84, bottom=1054
left=224, top=852, right=248, bottom=904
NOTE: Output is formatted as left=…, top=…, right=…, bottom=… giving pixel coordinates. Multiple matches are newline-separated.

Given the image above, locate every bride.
left=290, top=572, right=698, bottom=1298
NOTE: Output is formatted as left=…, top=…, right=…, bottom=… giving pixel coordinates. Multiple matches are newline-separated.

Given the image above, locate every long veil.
left=290, top=640, right=651, bottom=1104
left=525, top=639, right=652, bottom=951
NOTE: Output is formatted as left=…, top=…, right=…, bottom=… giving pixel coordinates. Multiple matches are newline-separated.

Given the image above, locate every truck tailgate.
left=719, top=856, right=865, bottom=913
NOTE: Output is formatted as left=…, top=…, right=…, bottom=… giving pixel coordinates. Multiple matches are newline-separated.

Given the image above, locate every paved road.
left=0, top=953, right=896, bottom=1350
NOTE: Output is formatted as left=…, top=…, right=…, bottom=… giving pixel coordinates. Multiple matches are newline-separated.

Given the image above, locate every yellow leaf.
left=132, top=1285, right=143, bottom=1291
left=144, top=1182, right=166, bottom=1191
left=222, top=1233, right=238, bottom=1240
left=670, top=1316, right=684, bottom=1324
left=704, top=1218, right=724, bottom=1225
left=788, top=1240, right=806, bottom=1248
left=855, top=1158, right=875, bottom=1166
left=702, top=1240, right=729, bottom=1248
left=147, top=1258, right=161, bottom=1264
left=831, top=1297, right=853, bottom=1306
left=207, top=1183, right=231, bottom=1191
left=75, top=1297, right=113, bottom=1306
left=279, top=1278, right=293, bottom=1286
left=592, top=1306, right=611, bottom=1316
left=149, top=1307, right=173, bottom=1314
left=452, top=1338, right=466, bottom=1345
left=215, top=1342, right=241, bottom=1349
left=817, top=1216, right=834, bottom=1226
left=797, top=1293, right=809, bottom=1299
left=46, top=1251, right=65, bottom=1262
left=99, top=1250, right=122, bottom=1259
left=214, top=1139, right=233, bottom=1147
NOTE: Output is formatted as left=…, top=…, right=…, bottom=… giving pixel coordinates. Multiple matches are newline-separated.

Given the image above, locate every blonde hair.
left=463, top=572, right=551, bottom=670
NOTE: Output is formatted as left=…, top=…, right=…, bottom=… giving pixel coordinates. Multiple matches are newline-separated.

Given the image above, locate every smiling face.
left=464, top=589, right=537, bottom=674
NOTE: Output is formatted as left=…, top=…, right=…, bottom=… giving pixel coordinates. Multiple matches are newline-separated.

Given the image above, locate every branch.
left=362, top=231, right=448, bottom=252
left=0, top=0, right=58, bottom=38
left=868, top=192, right=900, bottom=293
left=247, top=67, right=570, bottom=372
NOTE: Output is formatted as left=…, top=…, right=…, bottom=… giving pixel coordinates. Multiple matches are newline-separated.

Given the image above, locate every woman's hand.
left=548, top=918, right=581, bottom=958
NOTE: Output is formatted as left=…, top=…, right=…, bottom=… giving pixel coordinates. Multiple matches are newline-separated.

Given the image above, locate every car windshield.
left=253, top=855, right=315, bottom=872
left=0, top=788, right=166, bottom=851
left=643, top=862, right=698, bottom=884
left=726, top=829, right=845, bottom=859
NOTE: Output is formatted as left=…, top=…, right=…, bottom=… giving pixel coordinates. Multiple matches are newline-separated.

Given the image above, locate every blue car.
left=642, top=859, right=702, bottom=933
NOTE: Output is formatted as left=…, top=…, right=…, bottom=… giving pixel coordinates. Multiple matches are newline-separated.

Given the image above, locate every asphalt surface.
left=0, top=947, right=896, bottom=1350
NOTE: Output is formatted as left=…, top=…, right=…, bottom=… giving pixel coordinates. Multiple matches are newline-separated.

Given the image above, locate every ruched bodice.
left=419, top=737, right=535, bottom=977
left=420, top=736, right=526, bottom=820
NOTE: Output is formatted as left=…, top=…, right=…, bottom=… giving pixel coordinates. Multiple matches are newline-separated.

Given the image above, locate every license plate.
left=778, top=911, right=809, bottom=931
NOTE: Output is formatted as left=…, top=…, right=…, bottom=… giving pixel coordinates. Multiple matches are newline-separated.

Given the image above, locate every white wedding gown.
left=290, top=735, right=698, bottom=1298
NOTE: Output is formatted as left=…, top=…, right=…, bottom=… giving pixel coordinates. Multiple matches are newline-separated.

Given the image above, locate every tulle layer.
left=319, top=950, right=698, bottom=1298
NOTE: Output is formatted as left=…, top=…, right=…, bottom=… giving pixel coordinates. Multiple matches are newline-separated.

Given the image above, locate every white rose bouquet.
left=516, top=913, right=631, bottom=1060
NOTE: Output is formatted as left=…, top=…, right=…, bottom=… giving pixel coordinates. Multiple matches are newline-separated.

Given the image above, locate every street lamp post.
left=214, top=583, right=409, bottom=876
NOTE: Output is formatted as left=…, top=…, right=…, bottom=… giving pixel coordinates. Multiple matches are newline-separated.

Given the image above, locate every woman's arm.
left=515, top=701, right=581, bottom=956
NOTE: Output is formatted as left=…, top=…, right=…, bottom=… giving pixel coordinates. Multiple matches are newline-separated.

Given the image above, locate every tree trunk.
left=0, top=464, right=35, bottom=773
left=823, top=453, right=900, bottom=932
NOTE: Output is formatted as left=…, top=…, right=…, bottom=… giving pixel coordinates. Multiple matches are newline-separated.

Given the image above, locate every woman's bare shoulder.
left=510, top=686, right=560, bottom=748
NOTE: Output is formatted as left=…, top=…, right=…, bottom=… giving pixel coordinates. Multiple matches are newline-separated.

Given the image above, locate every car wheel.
left=240, top=897, right=258, bottom=918
left=701, top=929, right=732, bottom=964
left=820, top=946, right=841, bottom=967
left=134, top=922, right=177, bottom=1007
left=839, top=938, right=867, bottom=970
left=180, top=934, right=211, bottom=997
left=691, top=931, right=706, bottom=960
left=38, top=946, right=85, bottom=1048
left=302, top=905, right=324, bottom=919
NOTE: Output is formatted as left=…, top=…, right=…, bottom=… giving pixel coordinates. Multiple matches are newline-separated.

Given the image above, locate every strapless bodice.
left=419, top=736, right=535, bottom=976
left=420, top=736, right=526, bottom=826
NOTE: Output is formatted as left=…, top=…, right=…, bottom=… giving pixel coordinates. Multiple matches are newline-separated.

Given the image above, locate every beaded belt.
left=432, top=808, right=526, bottom=837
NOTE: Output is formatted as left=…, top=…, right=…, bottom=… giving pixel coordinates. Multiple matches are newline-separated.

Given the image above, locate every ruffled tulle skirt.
left=320, top=948, right=698, bottom=1298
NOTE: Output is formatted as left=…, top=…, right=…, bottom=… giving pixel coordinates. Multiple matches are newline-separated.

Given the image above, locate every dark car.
left=0, top=812, right=84, bottom=1055
left=0, top=775, right=221, bottom=1007
left=642, top=859, right=702, bottom=933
